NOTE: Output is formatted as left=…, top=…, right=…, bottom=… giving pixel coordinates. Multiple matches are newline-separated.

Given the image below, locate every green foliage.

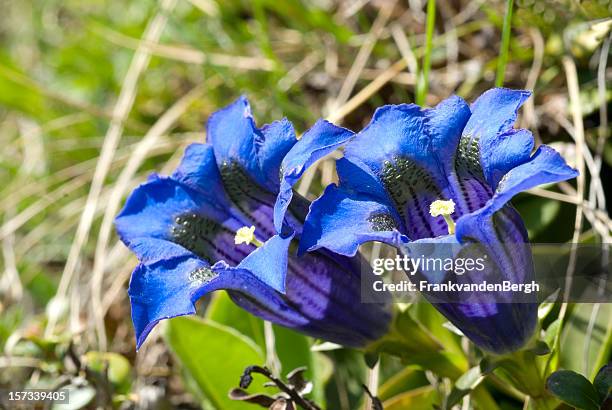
left=546, top=370, right=601, bottom=410
left=165, top=316, right=265, bottom=409
left=593, top=364, right=612, bottom=404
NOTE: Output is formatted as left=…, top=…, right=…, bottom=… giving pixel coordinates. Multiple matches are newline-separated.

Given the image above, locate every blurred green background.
left=0, top=0, right=610, bottom=409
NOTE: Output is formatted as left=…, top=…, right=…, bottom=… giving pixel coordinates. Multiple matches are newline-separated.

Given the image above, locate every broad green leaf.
left=165, top=316, right=264, bottom=410
left=382, top=386, right=438, bottom=410
left=273, top=325, right=331, bottom=406
left=207, top=292, right=331, bottom=405
left=206, top=291, right=265, bottom=348
left=546, top=370, right=601, bottom=410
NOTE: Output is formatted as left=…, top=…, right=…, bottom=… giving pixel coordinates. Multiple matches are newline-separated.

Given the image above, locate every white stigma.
left=429, top=199, right=456, bottom=217
left=234, top=226, right=263, bottom=247
left=429, top=199, right=456, bottom=235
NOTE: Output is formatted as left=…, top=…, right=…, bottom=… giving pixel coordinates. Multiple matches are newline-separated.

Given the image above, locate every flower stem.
left=496, top=349, right=558, bottom=409
left=416, top=0, right=436, bottom=106
left=495, top=0, right=514, bottom=87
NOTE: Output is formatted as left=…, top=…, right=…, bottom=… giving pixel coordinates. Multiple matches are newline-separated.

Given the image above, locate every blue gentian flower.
left=115, top=96, right=392, bottom=349
left=300, top=88, right=578, bottom=353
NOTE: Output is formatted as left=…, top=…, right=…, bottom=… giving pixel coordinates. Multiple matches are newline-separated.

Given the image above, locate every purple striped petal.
left=406, top=206, right=537, bottom=353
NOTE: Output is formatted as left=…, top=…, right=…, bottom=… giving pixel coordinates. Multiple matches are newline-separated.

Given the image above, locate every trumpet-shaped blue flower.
left=115, top=96, right=392, bottom=349
left=301, top=88, right=578, bottom=353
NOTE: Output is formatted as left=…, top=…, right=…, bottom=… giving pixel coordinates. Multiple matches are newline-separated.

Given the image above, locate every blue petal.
left=116, top=175, right=227, bottom=244
left=335, top=156, right=393, bottom=203
left=171, top=143, right=231, bottom=208
left=259, top=119, right=299, bottom=190
left=207, top=96, right=297, bottom=192
left=236, top=233, right=294, bottom=293
left=435, top=302, right=537, bottom=354
left=463, top=88, right=533, bottom=188
left=466, top=88, right=531, bottom=140
left=344, top=96, right=470, bottom=179
left=129, top=251, right=309, bottom=349
left=300, top=183, right=407, bottom=256
left=284, top=250, right=392, bottom=346
left=405, top=207, right=538, bottom=353
left=457, top=145, right=579, bottom=231
left=129, top=254, right=212, bottom=349
left=480, top=128, right=534, bottom=189
left=341, top=99, right=473, bottom=239
left=115, top=176, right=251, bottom=265
left=274, top=119, right=354, bottom=231
left=344, top=103, right=428, bottom=175
left=424, top=95, right=472, bottom=176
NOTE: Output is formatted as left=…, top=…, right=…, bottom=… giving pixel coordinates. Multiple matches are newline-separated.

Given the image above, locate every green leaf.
left=546, top=370, right=601, bottom=410
left=382, top=386, right=438, bottom=410
left=273, top=325, right=332, bottom=406
left=206, top=291, right=265, bottom=348
left=207, top=293, right=331, bottom=405
left=165, top=316, right=264, bottom=410
left=593, top=364, right=611, bottom=403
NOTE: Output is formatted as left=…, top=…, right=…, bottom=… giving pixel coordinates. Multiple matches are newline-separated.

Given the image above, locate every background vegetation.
left=0, top=0, right=610, bottom=408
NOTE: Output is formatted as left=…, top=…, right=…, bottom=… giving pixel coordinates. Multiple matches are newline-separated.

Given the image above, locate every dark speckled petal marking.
left=379, top=157, right=447, bottom=239
left=453, top=135, right=494, bottom=213
left=367, top=212, right=397, bottom=232
left=219, top=160, right=278, bottom=237
left=171, top=212, right=252, bottom=265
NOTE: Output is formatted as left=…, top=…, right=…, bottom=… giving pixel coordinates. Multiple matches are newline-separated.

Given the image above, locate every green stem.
left=496, top=350, right=558, bottom=410
left=416, top=0, right=436, bottom=106
left=495, top=0, right=514, bottom=87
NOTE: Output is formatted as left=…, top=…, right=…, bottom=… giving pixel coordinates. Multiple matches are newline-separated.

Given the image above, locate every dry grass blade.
left=390, top=23, right=419, bottom=76
left=1, top=210, right=22, bottom=302
left=327, top=59, right=407, bottom=124
left=545, top=55, right=588, bottom=376
left=330, top=1, right=396, bottom=112
left=95, top=24, right=276, bottom=71
left=46, top=0, right=177, bottom=337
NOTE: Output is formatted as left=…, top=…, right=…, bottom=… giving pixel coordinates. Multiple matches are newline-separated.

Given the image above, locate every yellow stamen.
left=429, top=199, right=456, bottom=235
left=234, top=226, right=263, bottom=247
